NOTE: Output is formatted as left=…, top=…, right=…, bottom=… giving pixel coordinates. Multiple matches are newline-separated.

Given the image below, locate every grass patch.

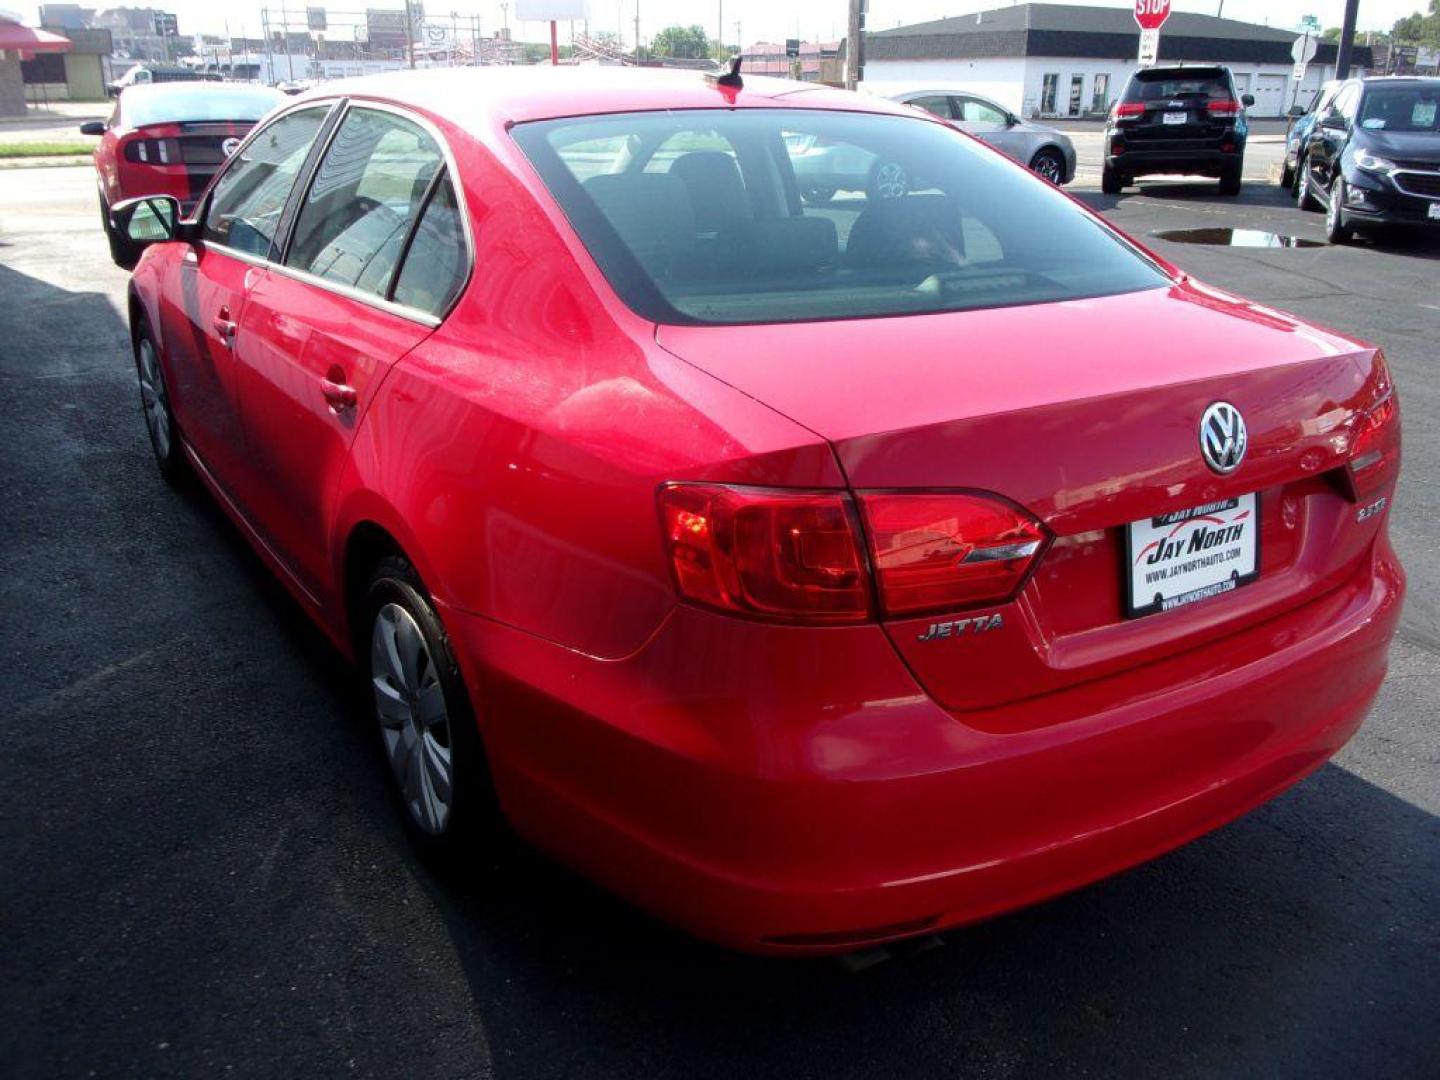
left=0, top=142, right=94, bottom=159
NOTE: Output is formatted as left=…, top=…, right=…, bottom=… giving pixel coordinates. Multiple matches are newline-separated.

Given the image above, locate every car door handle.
left=320, top=373, right=358, bottom=411
left=212, top=307, right=237, bottom=347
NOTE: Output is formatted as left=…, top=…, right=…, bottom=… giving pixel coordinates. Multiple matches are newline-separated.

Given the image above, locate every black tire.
left=1325, top=178, right=1354, bottom=244
left=1101, top=164, right=1124, bottom=195
left=801, top=185, right=836, bottom=204
left=1219, top=161, right=1242, bottom=196
left=1296, top=157, right=1321, bottom=211
left=1029, top=148, right=1065, bottom=185
left=364, top=556, right=494, bottom=855
left=100, top=193, right=140, bottom=269
left=132, top=314, right=188, bottom=486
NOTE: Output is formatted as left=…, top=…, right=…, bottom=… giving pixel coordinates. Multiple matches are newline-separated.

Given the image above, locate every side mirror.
left=110, top=195, right=197, bottom=264
left=1005, top=113, right=1020, bottom=126
left=1287, top=104, right=1306, bottom=118
left=79, top=120, right=105, bottom=136
left=1241, top=93, right=1255, bottom=107
left=1319, top=115, right=1348, bottom=132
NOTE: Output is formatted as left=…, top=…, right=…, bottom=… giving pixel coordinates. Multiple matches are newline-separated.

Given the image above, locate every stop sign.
left=1134, top=0, right=1171, bottom=31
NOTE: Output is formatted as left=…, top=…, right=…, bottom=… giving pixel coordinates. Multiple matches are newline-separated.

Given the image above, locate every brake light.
left=123, top=136, right=175, bottom=164
left=659, top=484, right=870, bottom=623
left=1114, top=102, right=1146, bottom=117
left=858, top=493, right=1047, bottom=617
left=1348, top=395, right=1400, bottom=500
left=1206, top=99, right=1242, bottom=116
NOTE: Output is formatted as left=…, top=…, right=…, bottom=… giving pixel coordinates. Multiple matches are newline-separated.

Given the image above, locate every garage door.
left=1249, top=73, right=1287, bottom=118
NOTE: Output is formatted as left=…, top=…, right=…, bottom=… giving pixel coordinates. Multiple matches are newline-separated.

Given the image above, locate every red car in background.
left=109, top=68, right=1403, bottom=955
left=85, top=81, right=283, bottom=266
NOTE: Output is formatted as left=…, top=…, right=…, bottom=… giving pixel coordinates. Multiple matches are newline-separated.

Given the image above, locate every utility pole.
left=635, top=2, right=641, bottom=62
left=1334, top=0, right=1360, bottom=79
left=718, top=1, right=722, bottom=57
left=404, top=0, right=416, bottom=68
left=845, top=0, right=864, bottom=90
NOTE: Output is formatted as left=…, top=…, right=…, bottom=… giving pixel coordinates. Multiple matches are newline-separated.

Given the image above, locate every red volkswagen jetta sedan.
left=114, top=68, right=1403, bottom=954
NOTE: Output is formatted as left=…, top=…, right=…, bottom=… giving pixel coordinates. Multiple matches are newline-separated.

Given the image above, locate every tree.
left=651, top=24, right=710, bottom=59
left=1391, top=1, right=1440, bottom=46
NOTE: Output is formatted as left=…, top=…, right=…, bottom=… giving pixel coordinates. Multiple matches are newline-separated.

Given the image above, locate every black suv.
left=1295, top=76, right=1440, bottom=243
left=1103, top=65, right=1253, bottom=195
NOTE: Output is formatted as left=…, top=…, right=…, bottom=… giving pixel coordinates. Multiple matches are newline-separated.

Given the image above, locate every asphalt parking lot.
left=2, top=163, right=1437, bottom=1079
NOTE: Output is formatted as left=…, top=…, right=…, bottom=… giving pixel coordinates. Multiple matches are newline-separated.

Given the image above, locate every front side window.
left=958, top=97, right=1008, bottom=128
left=286, top=107, right=444, bottom=298
left=513, top=109, right=1166, bottom=326
left=203, top=106, right=329, bottom=255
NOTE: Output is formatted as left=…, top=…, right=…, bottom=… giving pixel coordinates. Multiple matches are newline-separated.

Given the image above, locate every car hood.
left=1360, top=129, right=1440, bottom=163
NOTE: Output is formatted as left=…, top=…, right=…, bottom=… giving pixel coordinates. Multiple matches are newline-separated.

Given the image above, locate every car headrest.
left=583, top=172, right=697, bottom=275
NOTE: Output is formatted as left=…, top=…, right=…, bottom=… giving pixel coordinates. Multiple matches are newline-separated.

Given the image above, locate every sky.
left=30, top=1, right=1428, bottom=45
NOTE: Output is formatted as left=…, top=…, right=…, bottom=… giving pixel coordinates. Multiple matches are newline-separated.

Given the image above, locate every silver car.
left=889, top=89, right=1077, bottom=185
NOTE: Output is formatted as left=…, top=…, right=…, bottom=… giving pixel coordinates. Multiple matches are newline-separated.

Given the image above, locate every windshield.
left=512, top=109, right=1167, bottom=326
left=123, top=85, right=284, bottom=128
left=1358, top=84, right=1440, bottom=133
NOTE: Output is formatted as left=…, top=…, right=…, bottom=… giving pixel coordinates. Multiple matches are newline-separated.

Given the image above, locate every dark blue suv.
left=1296, top=77, right=1440, bottom=243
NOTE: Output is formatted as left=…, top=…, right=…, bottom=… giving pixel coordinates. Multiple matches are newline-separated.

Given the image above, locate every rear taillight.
left=659, top=484, right=870, bottom=623
left=1206, top=99, right=1242, bottom=116
left=858, top=493, right=1047, bottom=617
left=1114, top=102, right=1146, bottom=118
left=122, top=136, right=176, bottom=164
left=1348, top=395, right=1400, bottom=500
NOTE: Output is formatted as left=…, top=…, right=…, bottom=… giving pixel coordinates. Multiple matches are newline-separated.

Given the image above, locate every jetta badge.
left=221, top=136, right=242, bottom=157
left=1200, top=402, right=1248, bottom=475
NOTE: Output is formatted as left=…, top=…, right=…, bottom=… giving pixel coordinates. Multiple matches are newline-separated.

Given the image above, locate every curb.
left=0, top=156, right=92, bottom=170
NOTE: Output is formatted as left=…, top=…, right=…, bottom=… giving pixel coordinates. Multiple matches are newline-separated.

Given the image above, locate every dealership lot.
left=1, top=161, right=1437, bottom=1079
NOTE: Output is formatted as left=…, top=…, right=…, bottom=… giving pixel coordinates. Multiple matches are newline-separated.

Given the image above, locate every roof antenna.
left=707, top=55, right=743, bottom=89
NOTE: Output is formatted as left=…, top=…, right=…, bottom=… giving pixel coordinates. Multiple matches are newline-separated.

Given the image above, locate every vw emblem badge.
left=221, top=136, right=242, bottom=157
left=1200, top=402, right=1248, bottom=475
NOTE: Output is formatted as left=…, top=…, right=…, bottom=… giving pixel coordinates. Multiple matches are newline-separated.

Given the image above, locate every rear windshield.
left=512, top=109, right=1167, bottom=326
left=1123, top=69, right=1231, bottom=102
left=123, top=85, right=284, bottom=128
left=1358, top=83, right=1440, bottom=133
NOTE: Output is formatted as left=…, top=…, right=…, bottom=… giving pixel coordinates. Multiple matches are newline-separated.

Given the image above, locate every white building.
left=862, top=3, right=1372, bottom=120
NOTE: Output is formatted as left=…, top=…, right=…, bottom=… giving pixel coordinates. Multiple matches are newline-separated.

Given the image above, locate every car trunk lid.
left=656, top=281, right=1391, bottom=720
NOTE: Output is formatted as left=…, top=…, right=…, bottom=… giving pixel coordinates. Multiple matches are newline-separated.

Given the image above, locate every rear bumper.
left=442, top=538, right=1403, bottom=955
left=1107, top=148, right=1243, bottom=178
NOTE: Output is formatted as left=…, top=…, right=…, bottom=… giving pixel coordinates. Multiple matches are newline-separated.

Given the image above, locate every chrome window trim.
left=197, top=95, right=475, bottom=328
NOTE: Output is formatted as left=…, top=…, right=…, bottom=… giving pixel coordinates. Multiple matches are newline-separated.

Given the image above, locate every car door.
left=230, top=104, right=461, bottom=600
left=157, top=103, right=333, bottom=494
left=953, top=95, right=1022, bottom=159
left=1309, top=83, right=1359, bottom=191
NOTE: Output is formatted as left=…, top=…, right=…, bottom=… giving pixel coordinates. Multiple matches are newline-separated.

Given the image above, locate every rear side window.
left=203, top=106, right=329, bottom=255
left=513, top=108, right=1166, bottom=326
left=391, top=174, right=467, bottom=316
left=286, top=107, right=445, bottom=298
left=1124, top=69, right=1232, bottom=102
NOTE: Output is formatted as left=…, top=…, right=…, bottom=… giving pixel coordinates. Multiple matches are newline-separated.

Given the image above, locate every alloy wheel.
left=136, top=337, right=171, bottom=462
left=371, top=602, right=454, bottom=835
left=1032, top=154, right=1062, bottom=183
